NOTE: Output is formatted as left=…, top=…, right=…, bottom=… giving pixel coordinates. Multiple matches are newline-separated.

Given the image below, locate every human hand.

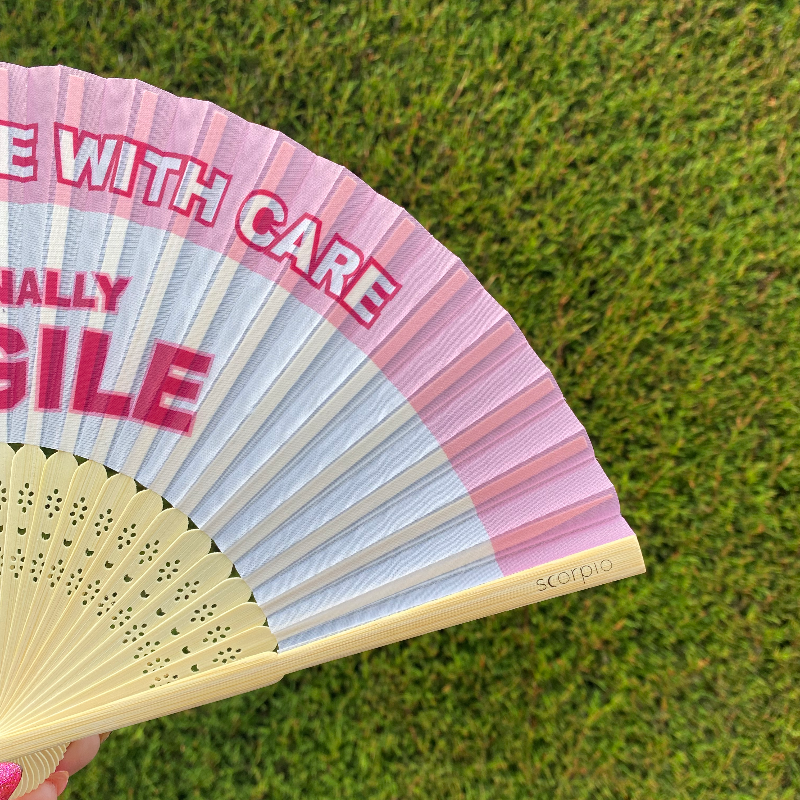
left=4, top=734, right=109, bottom=800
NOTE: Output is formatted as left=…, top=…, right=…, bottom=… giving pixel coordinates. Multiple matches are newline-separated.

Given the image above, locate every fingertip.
left=46, top=772, right=68, bottom=797
left=18, top=779, right=57, bottom=800
left=56, top=735, right=101, bottom=776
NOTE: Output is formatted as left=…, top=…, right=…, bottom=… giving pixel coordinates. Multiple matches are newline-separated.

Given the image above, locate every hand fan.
left=0, top=63, right=644, bottom=798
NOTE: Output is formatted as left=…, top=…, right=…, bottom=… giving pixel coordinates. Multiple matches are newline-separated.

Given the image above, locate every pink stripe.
left=112, top=90, right=157, bottom=220
left=444, top=377, right=555, bottom=459
left=345, top=237, right=456, bottom=348
left=133, top=91, right=158, bottom=138
left=374, top=218, right=414, bottom=266
left=281, top=192, right=408, bottom=333
left=0, top=69, right=7, bottom=203
left=479, top=459, right=613, bottom=536
left=227, top=141, right=295, bottom=264
left=85, top=78, right=135, bottom=217
left=276, top=170, right=355, bottom=298
left=472, top=436, right=589, bottom=507
left=383, top=282, right=508, bottom=400
left=422, top=343, right=547, bottom=444
left=496, top=515, right=634, bottom=576
left=171, top=111, right=227, bottom=238
left=452, top=397, right=584, bottom=492
left=319, top=177, right=356, bottom=240
left=490, top=494, right=615, bottom=555
left=250, top=160, right=349, bottom=296
left=53, top=75, right=85, bottom=207
left=279, top=173, right=392, bottom=330
left=64, top=75, right=84, bottom=126
left=198, top=111, right=226, bottom=162
left=0, top=66, right=630, bottom=579
left=264, top=142, right=295, bottom=190
left=373, top=269, right=468, bottom=370
left=101, top=79, right=135, bottom=134
left=411, top=322, right=513, bottom=411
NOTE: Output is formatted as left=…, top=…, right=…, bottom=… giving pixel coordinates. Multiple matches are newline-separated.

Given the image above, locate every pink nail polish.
left=0, top=763, right=22, bottom=800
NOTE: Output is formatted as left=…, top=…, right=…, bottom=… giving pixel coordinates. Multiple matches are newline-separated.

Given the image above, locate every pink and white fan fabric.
left=0, top=63, right=643, bottom=794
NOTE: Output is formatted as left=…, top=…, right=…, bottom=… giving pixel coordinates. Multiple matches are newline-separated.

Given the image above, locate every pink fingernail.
left=0, top=763, right=22, bottom=800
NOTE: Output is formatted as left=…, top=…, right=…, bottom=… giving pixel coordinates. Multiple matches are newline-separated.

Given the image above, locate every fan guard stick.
left=0, top=535, right=643, bottom=761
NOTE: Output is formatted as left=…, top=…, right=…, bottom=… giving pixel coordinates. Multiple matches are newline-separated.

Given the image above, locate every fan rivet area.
left=0, top=445, right=276, bottom=762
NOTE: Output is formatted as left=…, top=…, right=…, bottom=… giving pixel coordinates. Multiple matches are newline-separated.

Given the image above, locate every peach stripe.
left=326, top=303, right=348, bottom=326
left=277, top=174, right=358, bottom=316
left=0, top=69, right=8, bottom=203
left=215, top=141, right=295, bottom=265
left=472, top=436, right=589, bottom=507
left=490, top=494, right=615, bottom=553
left=63, top=75, right=84, bottom=127
left=133, top=92, right=158, bottom=139
left=263, top=141, right=295, bottom=189
left=266, top=141, right=296, bottom=186
left=172, top=111, right=227, bottom=238
left=279, top=268, right=301, bottom=293
left=198, top=111, right=227, bottom=162
left=443, top=377, right=556, bottom=459
left=114, top=91, right=157, bottom=219
left=374, top=218, right=414, bottom=266
left=411, top=322, right=514, bottom=412
left=324, top=218, right=413, bottom=329
left=54, top=75, right=85, bottom=207
left=372, top=269, right=468, bottom=370
left=319, top=176, right=356, bottom=240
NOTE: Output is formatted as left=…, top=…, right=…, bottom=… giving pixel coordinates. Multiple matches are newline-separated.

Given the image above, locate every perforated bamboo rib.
left=0, top=67, right=646, bottom=796
left=0, top=535, right=644, bottom=761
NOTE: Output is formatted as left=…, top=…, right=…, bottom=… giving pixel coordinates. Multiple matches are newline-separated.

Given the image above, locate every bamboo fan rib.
left=0, top=63, right=643, bottom=794
left=3, top=745, right=67, bottom=799
left=0, top=445, right=275, bottom=797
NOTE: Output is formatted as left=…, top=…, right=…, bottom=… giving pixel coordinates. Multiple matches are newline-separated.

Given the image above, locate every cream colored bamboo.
left=0, top=534, right=643, bottom=762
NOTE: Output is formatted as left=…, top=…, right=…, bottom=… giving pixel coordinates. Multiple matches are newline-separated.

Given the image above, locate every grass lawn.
left=2, top=1, right=799, bottom=797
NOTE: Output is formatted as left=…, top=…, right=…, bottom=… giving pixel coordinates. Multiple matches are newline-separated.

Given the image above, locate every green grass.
left=2, top=0, right=799, bottom=797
